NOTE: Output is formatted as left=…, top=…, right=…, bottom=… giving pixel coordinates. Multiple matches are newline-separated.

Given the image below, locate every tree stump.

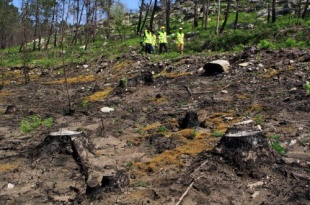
left=179, top=111, right=199, bottom=129
left=212, top=127, right=278, bottom=172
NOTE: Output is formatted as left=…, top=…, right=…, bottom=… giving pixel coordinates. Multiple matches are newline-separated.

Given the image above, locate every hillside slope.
left=0, top=47, right=309, bottom=204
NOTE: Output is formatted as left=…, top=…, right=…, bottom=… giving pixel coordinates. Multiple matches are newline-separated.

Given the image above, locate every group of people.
left=142, top=26, right=184, bottom=54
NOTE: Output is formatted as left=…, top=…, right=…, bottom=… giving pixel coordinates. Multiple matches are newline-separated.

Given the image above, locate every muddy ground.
left=0, top=47, right=309, bottom=205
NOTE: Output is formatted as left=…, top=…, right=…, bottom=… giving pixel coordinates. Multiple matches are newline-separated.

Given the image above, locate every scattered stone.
left=7, top=183, right=14, bottom=189
left=100, top=107, right=115, bottom=113
left=239, top=62, right=250, bottom=67
left=221, top=90, right=228, bottom=94
left=247, top=181, right=264, bottom=189
left=251, top=191, right=260, bottom=198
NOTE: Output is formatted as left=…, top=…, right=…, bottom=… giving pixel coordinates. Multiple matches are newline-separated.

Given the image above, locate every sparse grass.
left=255, top=114, right=265, bottom=125
left=268, top=134, right=286, bottom=154
left=20, top=115, right=53, bottom=133
left=82, top=100, right=90, bottom=108
left=212, top=131, right=224, bottom=138
left=156, top=125, right=168, bottom=133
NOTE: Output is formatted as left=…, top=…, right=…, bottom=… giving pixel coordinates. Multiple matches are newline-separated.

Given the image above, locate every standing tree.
left=137, top=0, right=145, bottom=35
left=201, top=0, right=210, bottom=30
left=233, top=0, right=239, bottom=30
left=216, top=0, right=220, bottom=34
left=220, top=0, right=231, bottom=33
left=194, top=0, right=198, bottom=27
left=302, top=0, right=309, bottom=19
left=111, top=0, right=127, bottom=41
left=165, top=0, right=171, bottom=34
left=150, top=0, right=158, bottom=31
left=44, top=0, right=58, bottom=50
left=0, top=0, right=19, bottom=49
left=272, top=0, right=276, bottom=23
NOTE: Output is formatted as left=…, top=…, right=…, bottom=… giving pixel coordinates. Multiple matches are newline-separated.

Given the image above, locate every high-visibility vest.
left=152, top=34, right=157, bottom=46
left=144, top=30, right=151, bottom=44
left=158, top=31, right=167, bottom=43
left=176, top=32, right=184, bottom=44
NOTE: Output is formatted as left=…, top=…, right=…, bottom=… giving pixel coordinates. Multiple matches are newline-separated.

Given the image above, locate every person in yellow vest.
left=176, top=27, right=184, bottom=54
left=143, top=26, right=152, bottom=54
left=158, top=26, right=168, bottom=53
left=151, top=30, right=157, bottom=54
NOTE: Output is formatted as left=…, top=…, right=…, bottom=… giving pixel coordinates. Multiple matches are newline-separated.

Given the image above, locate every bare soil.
left=0, top=47, right=309, bottom=205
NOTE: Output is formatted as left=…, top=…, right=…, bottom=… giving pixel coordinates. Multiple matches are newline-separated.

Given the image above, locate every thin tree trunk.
left=267, top=0, right=270, bottom=23
left=194, top=0, right=198, bottom=27
left=140, top=0, right=152, bottom=34
left=272, top=0, right=276, bottom=23
left=137, top=0, right=145, bottom=35
left=150, top=0, right=158, bottom=31
left=204, top=0, right=210, bottom=30
left=302, top=0, right=309, bottom=19
left=45, top=4, right=56, bottom=50
left=166, top=0, right=171, bottom=34
left=220, top=0, right=231, bottom=33
left=234, top=0, right=239, bottom=30
left=216, top=0, right=220, bottom=34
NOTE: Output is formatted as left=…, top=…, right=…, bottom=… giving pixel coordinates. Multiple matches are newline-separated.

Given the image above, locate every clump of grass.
left=156, top=125, right=168, bottom=133
left=258, top=39, right=275, bottom=50
left=20, top=115, right=53, bottom=133
left=268, top=134, right=285, bottom=154
left=212, top=131, right=224, bottom=138
left=82, top=100, right=90, bottom=108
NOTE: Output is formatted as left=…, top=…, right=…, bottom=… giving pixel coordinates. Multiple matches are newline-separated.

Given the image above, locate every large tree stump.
left=212, top=127, right=279, bottom=172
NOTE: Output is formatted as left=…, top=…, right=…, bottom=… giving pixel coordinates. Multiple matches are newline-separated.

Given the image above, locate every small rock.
left=252, top=191, right=260, bottom=198
left=239, top=62, right=250, bottom=67
left=289, top=139, right=297, bottom=146
left=258, top=63, right=264, bottom=68
left=221, top=90, right=228, bottom=94
left=247, top=181, right=264, bottom=189
left=100, top=107, right=115, bottom=113
left=8, top=183, right=14, bottom=189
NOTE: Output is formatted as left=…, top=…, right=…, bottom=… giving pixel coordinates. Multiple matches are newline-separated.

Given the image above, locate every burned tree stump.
left=179, top=111, right=199, bottom=129
left=101, top=170, right=130, bottom=193
left=213, top=127, right=278, bottom=171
